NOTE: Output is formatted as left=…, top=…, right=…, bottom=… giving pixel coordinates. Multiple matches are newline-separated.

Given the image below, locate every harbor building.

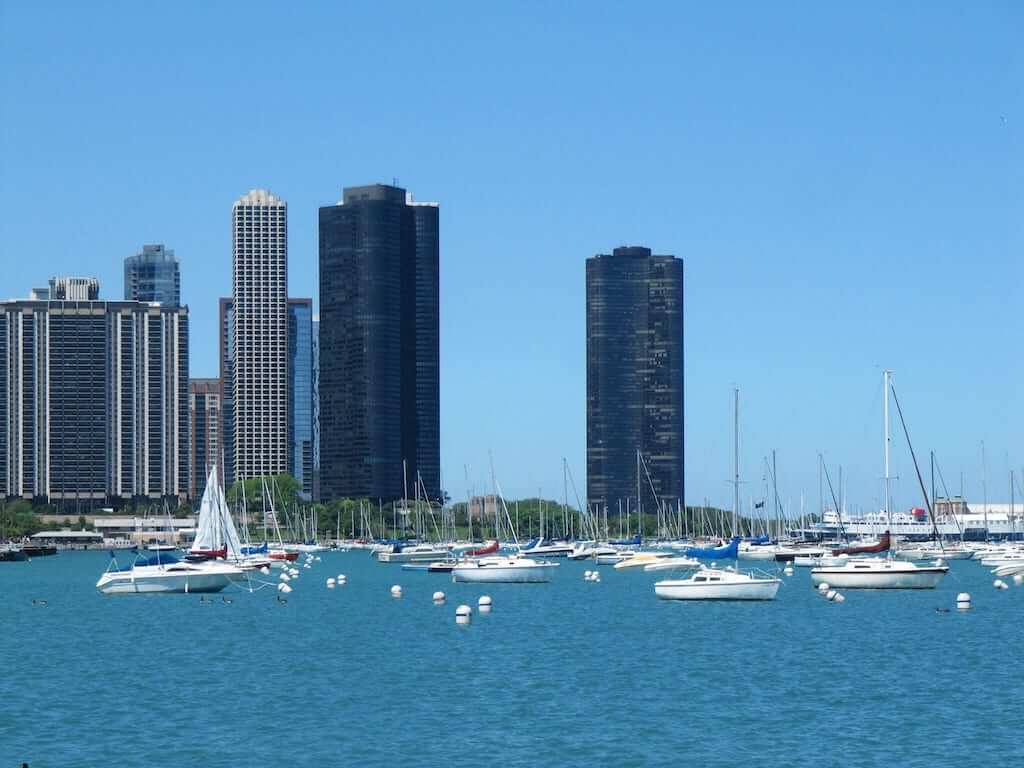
left=318, top=183, right=440, bottom=503
left=124, top=244, right=180, bottom=305
left=586, top=246, right=684, bottom=516
left=188, top=378, right=222, bottom=500
left=231, top=189, right=289, bottom=483
left=220, top=297, right=314, bottom=497
left=0, top=279, right=189, bottom=508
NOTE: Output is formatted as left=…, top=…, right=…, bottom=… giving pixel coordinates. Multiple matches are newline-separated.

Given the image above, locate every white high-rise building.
left=232, top=188, right=288, bottom=481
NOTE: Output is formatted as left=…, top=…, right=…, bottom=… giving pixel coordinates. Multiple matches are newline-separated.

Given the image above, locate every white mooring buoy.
left=993, top=579, right=1009, bottom=590
left=833, top=593, right=845, bottom=604
left=326, top=578, right=336, bottom=589
left=1015, top=574, right=1024, bottom=587
left=432, top=591, right=446, bottom=604
left=478, top=595, right=492, bottom=613
left=826, top=590, right=838, bottom=602
left=260, top=566, right=270, bottom=575
left=279, top=573, right=291, bottom=583
left=390, top=584, right=403, bottom=598
left=584, top=570, right=593, bottom=580
left=455, top=604, right=472, bottom=625
left=956, top=592, right=971, bottom=610
left=277, top=583, right=293, bottom=594
left=817, top=582, right=830, bottom=593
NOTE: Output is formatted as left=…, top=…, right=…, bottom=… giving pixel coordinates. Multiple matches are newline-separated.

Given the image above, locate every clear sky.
left=1, top=1, right=1020, bottom=512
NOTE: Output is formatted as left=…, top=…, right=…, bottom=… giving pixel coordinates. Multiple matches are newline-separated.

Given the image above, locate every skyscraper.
left=231, top=189, right=288, bottom=482
left=318, top=183, right=440, bottom=502
left=220, top=296, right=313, bottom=496
left=586, top=246, right=683, bottom=515
left=189, top=378, right=222, bottom=499
left=1, top=279, right=189, bottom=507
left=288, top=299, right=313, bottom=499
left=124, top=244, right=180, bottom=305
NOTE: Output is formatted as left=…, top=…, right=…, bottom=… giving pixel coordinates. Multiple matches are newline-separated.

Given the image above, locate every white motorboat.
left=738, top=543, right=779, bottom=561
left=450, top=555, right=558, bottom=583
left=613, top=551, right=672, bottom=570
left=519, top=539, right=576, bottom=558
left=595, top=550, right=634, bottom=565
left=376, top=543, right=452, bottom=563
left=643, top=556, right=701, bottom=572
left=793, top=553, right=848, bottom=568
left=568, top=543, right=619, bottom=561
left=810, top=558, right=948, bottom=589
left=894, top=546, right=973, bottom=561
left=654, top=567, right=781, bottom=601
left=96, top=553, right=244, bottom=595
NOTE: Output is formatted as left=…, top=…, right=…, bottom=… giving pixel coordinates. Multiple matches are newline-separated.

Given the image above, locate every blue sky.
left=1, top=2, right=1020, bottom=511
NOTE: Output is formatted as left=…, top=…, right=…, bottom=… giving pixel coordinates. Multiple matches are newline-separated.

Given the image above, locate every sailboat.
left=656, top=389, right=781, bottom=601
left=811, top=371, right=948, bottom=590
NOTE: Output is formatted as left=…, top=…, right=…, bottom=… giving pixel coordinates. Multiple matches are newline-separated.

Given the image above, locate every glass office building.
left=586, top=246, right=684, bottom=515
left=124, top=244, right=180, bottom=305
left=288, top=299, right=314, bottom=499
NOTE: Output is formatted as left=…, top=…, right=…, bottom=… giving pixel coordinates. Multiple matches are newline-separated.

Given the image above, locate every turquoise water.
left=1, top=551, right=1021, bottom=767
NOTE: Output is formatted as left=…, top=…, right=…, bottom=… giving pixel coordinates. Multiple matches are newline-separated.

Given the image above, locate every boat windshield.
left=119, top=552, right=181, bottom=571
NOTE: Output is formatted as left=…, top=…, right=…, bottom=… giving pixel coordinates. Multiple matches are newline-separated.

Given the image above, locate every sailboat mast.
left=732, top=388, right=739, bottom=539
left=636, top=449, right=642, bottom=540
left=883, top=370, right=892, bottom=523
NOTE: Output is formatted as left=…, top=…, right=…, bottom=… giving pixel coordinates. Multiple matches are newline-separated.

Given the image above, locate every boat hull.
left=810, top=565, right=947, bottom=589
left=451, top=564, right=557, bottom=583
left=96, top=570, right=235, bottom=595
left=654, top=578, right=780, bottom=601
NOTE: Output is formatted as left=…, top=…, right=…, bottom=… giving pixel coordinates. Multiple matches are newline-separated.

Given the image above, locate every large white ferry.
left=802, top=498, right=1023, bottom=541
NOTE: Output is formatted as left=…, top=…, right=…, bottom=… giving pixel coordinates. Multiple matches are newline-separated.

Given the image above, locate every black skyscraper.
left=586, top=246, right=683, bottom=516
left=318, top=184, right=440, bottom=503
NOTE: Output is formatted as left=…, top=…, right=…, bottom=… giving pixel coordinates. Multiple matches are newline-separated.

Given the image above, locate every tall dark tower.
left=318, top=184, right=440, bottom=502
left=586, top=246, right=683, bottom=516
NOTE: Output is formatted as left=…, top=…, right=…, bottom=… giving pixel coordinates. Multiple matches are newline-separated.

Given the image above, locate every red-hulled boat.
left=832, top=531, right=890, bottom=557
left=269, top=549, right=299, bottom=562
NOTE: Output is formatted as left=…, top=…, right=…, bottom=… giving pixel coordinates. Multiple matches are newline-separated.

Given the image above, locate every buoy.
left=455, top=604, right=472, bottom=625
left=337, top=574, right=345, bottom=581
left=390, top=584, right=402, bottom=598
left=315, top=556, right=322, bottom=562
left=260, top=566, right=270, bottom=575
left=784, top=563, right=793, bottom=574
left=956, top=592, right=971, bottom=610
left=278, top=583, right=293, bottom=594
left=1015, top=574, right=1024, bottom=587
left=432, top=591, right=446, bottom=604
left=478, top=595, right=492, bottom=613
left=303, top=563, right=311, bottom=569
left=279, top=573, right=291, bottom=582
left=1000, top=581, right=1010, bottom=590
left=584, top=570, right=593, bottom=579
left=826, top=590, right=837, bottom=601
left=817, top=583, right=830, bottom=592
left=993, top=579, right=1006, bottom=589
left=833, top=593, right=845, bottom=604
left=326, top=578, right=336, bottom=589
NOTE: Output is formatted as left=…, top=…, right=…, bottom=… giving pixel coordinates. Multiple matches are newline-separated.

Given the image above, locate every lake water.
left=1, top=551, right=1021, bottom=767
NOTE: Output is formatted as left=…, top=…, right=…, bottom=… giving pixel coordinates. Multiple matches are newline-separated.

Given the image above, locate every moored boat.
left=810, top=558, right=948, bottom=589
left=96, top=552, right=244, bottom=595
left=654, top=567, right=781, bottom=600
left=451, top=555, right=558, bottom=583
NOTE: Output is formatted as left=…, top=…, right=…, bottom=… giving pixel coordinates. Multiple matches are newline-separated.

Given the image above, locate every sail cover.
left=687, top=537, right=740, bottom=560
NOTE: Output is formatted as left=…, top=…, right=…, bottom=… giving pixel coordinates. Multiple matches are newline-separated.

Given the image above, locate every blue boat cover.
left=610, top=534, right=642, bottom=546
left=241, top=543, right=268, bottom=554
left=744, top=534, right=771, bottom=544
left=686, top=537, right=740, bottom=559
left=118, top=552, right=181, bottom=571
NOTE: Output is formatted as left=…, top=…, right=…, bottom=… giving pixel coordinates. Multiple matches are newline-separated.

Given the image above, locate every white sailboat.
left=655, top=567, right=781, bottom=601
left=810, top=372, right=948, bottom=590
left=655, top=389, right=781, bottom=600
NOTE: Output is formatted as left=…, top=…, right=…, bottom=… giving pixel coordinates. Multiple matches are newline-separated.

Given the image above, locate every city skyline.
left=1, top=3, right=1019, bottom=509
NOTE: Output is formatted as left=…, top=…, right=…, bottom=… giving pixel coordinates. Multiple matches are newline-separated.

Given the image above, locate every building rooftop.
left=234, top=188, right=285, bottom=207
